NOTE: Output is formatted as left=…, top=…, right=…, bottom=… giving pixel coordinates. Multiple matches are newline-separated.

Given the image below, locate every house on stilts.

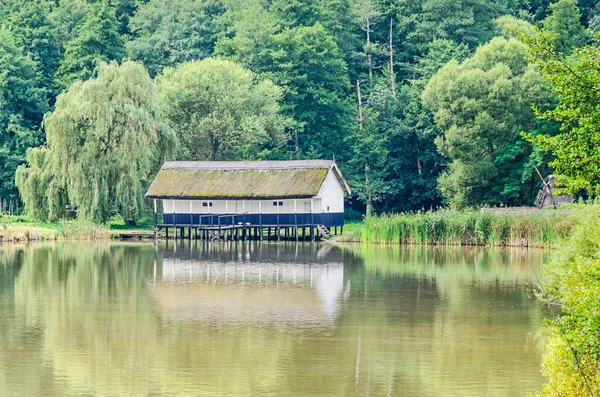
left=145, top=160, right=351, bottom=241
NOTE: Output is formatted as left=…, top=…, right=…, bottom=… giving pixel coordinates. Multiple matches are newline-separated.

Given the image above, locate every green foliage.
left=0, top=27, right=49, bottom=203
left=524, top=31, right=600, bottom=196
left=109, top=0, right=139, bottom=35
left=345, top=88, right=388, bottom=216
left=1, top=0, right=62, bottom=94
left=17, top=61, right=175, bottom=223
left=423, top=36, right=555, bottom=208
left=379, top=0, right=511, bottom=78
left=127, top=0, right=224, bottom=77
left=270, top=23, right=353, bottom=159
left=536, top=204, right=600, bottom=396
left=341, top=209, right=572, bottom=247
left=157, top=58, right=288, bottom=161
left=49, top=0, right=90, bottom=47
left=217, top=17, right=352, bottom=159
left=379, top=39, right=468, bottom=213
left=56, top=1, right=126, bottom=88
left=14, top=147, right=52, bottom=221
left=541, top=0, right=588, bottom=53
left=494, top=15, right=536, bottom=38
left=0, top=0, right=590, bottom=218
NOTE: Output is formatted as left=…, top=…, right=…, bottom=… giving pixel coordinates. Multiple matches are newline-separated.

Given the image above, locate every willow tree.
left=157, top=58, right=287, bottom=161
left=16, top=61, right=175, bottom=223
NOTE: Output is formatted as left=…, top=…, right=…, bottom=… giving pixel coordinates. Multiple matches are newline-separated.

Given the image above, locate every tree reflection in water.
left=0, top=241, right=550, bottom=397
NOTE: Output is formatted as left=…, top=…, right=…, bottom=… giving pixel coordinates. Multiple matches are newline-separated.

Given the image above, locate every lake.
left=0, top=241, right=550, bottom=396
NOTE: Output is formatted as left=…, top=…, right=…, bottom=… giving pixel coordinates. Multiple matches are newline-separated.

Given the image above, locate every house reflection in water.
left=149, top=242, right=349, bottom=329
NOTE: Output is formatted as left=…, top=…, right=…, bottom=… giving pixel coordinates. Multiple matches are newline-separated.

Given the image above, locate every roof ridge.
left=162, top=160, right=334, bottom=171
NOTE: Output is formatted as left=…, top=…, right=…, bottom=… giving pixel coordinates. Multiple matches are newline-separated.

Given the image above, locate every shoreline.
left=0, top=230, right=557, bottom=248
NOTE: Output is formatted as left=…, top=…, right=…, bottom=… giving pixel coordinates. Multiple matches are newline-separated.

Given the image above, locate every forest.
left=1, top=0, right=600, bottom=222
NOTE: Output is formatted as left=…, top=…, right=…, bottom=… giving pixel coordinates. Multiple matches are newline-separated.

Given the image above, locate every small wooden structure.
left=145, top=160, right=351, bottom=241
left=534, top=174, right=573, bottom=208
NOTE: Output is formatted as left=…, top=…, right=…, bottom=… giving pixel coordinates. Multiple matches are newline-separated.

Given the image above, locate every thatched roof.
left=145, top=160, right=350, bottom=199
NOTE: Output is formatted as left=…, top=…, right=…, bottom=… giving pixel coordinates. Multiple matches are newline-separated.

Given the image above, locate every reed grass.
left=340, top=209, right=573, bottom=248
left=0, top=215, right=111, bottom=242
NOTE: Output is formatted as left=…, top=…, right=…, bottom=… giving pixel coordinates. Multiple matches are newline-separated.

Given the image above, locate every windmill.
left=534, top=166, right=573, bottom=208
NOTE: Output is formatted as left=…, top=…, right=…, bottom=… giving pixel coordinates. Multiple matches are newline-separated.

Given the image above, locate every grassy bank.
left=340, top=209, right=573, bottom=248
left=535, top=205, right=600, bottom=395
left=0, top=215, right=155, bottom=242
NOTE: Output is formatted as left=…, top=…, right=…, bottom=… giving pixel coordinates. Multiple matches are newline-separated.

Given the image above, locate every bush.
left=536, top=205, right=600, bottom=396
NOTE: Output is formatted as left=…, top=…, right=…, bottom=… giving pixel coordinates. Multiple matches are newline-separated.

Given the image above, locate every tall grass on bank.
left=340, top=210, right=573, bottom=248
left=0, top=215, right=110, bottom=242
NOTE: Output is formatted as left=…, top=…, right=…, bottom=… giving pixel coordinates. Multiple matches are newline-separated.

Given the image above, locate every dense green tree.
left=376, top=39, right=467, bottom=212
left=541, top=0, right=588, bottom=53
left=376, top=0, right=511, bottom=78
left=1, top=0, right=61, bottom=95
left=127, top=0, right=224, bottom=77
left=49, top=0, right=90, bottom=47
left=13, top=147, right=54, bottom=220
left=109, top=0, right=139, bottom=35
left=157, top=58, right=288, bottom=161
left=268, top=0, right=320, bottom=27
left=218, top=21, right=352, bottom=159
left=0, top=28, right=49, bottom=204
left=16, top=61, right=174, bottom=222
left=494, top=15, right=537, bottom=39
left=56, top=1, right=126, bottom=88
left=268, top=24, right=353, bottom=159
left=319, top=0, right=364, bottom=83
left=536, top=205, right=600, bottom=396
left=423, top=36, right=555, bottom=208
left=523, top=31, right=600, bottom=196
left=346, top=81, right=388, bottom=216
left=591, top=3, right=600, bottom=32
left=214, top=3, right=282, bottom=73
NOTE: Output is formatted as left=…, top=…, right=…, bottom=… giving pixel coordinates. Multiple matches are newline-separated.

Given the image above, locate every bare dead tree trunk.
left=357, top=80, right=373, bottom=217
left=357, top=80, right=364, bottom=132
left=210, top=135, right=220, bottom=161
left=414, top=133, right=423, bottom=180
left=294, top=128, right=300, bottom=159
left=389, top=18, right=396, bottom=99
left=364, top=8, right=374, bottom=91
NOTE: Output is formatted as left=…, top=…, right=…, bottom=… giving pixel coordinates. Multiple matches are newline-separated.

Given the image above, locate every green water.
left=0, top=241, right=550, bottom=396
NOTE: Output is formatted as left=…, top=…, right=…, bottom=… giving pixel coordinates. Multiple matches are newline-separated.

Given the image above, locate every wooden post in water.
left=153, top=199, right=158, bottom=231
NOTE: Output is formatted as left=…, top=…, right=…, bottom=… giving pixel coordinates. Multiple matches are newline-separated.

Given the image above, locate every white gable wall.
left=317, top=169, right=345, bottom=213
